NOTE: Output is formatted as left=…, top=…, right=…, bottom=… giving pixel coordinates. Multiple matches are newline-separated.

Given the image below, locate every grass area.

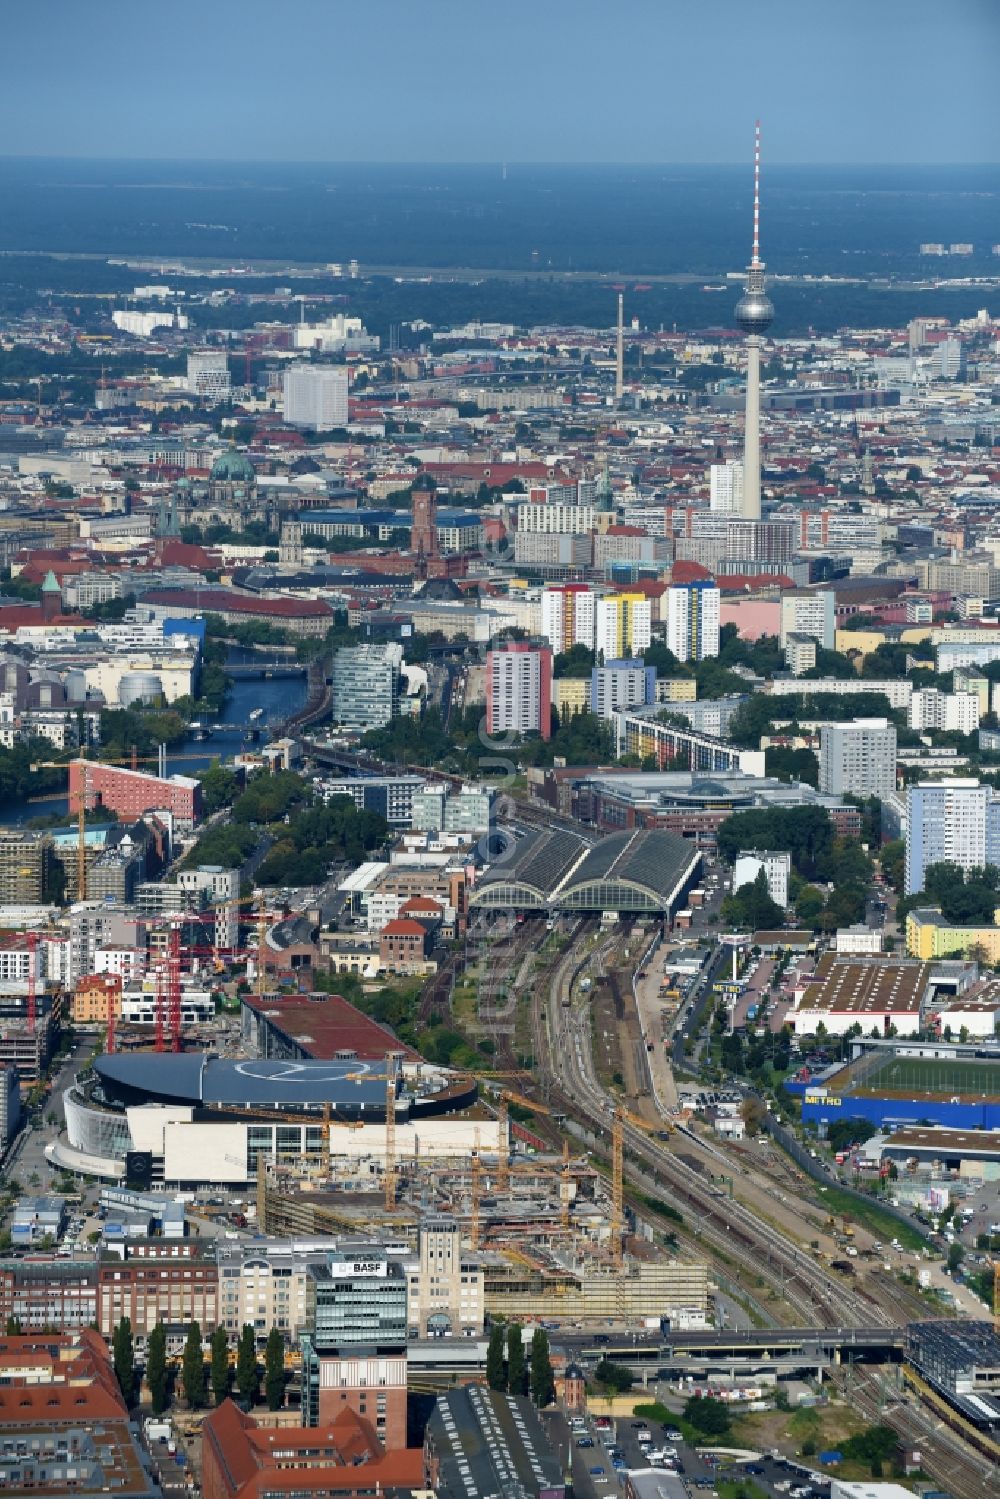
left=731, top=1401, right=871, bottom=1469
left=817, top=1183, right=927, bottom=1251
left=862, top=1055, right=998, bottom=1096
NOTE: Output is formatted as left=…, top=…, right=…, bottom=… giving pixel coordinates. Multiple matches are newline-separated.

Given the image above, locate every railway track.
left=839, top=1365, right=997, bottom=1499
left=531, top=939, right=893, bottom=1330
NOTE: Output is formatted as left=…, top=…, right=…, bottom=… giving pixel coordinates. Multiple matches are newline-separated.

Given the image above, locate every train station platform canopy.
left=470, top=827, right=700, bottom=916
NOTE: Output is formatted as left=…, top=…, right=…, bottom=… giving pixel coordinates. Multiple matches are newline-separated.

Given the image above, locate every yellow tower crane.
left=384, top=1052, right=399, bottom=1212
left=610, top=1103, right=675, bottom=1267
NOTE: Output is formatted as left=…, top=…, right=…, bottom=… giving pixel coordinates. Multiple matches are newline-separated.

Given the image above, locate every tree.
left=506, top=1323, right=526, bottom=1396
left=682, top=1393, right=730, bottom=1436
left=740, top=1095, right=766, bottom=1136
left=948, top=1242, right=964, bottom=1273
left=485, top=1323, right=506, bottom=1391
left=182, top=1322, right=206, bottom=1410
left=4, top=1316, right=22, bottom=1335
left=721, top=869, right=784, bottom=932
left=147, top=1324, right=169, bottom=1416
left=593, top=1360, right=633, bottom=1396
left=236, top=1324, right=258, bottom=1407
left=112, top=1316, right=134, bottom=1407
left=529, top=1328, right=555, bottom=1407
left=264, top=1328, right=285, bottom=1411
left=211, top=1326, right=230, bottom=1406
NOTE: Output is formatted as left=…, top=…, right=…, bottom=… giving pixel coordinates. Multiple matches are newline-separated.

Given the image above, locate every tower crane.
left=610, top=1103, right=675, bottom=1268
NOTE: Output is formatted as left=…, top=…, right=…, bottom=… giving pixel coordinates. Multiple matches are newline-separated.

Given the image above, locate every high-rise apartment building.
left=330, top=644, right=403, bottom=730
left=186, top=351, right=231, bottom=404
left=818, top=718, right=897, bottom=800
left=485, top=642, right=552, bottom=741
left=905, top=779, right=1000, bottom=895
left=283, top=365, right=349, bottom=429
left=540, top=583, right=596, bottom=655
left=779, top=590, right=835, bottom=650
left=908, top=689, right=980, bottom=735
left=666, top=580, right=721, bottom=662
left=590, top=659, right=657, bottom=719
left=709, top=460, right=744, bottom=513
left=594, top=593, right=652, bottom=660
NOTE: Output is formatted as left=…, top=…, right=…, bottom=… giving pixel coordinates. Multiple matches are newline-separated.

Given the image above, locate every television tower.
left=615, top=292, right=624, bottom=405
left=735, top=121, right=774, bottom=521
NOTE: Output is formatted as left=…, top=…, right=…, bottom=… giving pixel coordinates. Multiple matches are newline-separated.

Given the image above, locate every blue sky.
left=3, top=0, right=997, bottom=163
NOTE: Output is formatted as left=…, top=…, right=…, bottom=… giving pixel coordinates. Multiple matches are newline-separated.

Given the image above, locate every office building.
left=97, top=1242, right=217, bottom=1337
left=283, top=365, right=349, bottom=429
left=732, top=849, right=791, bottom=908
left=908, top=688, right=980, bottom=735
left=330, top=643, right=403, bottom=730
left=186, top=350, right=231, bottom=404
left=174, top=863, right=240, bottom=951
left=407, top=1218, right=484, bottom=1338
left=905, top=779, right=1000, bottom=895
left=591, top=659, right=657, bottom=719
left=936, top=338, right=966, bottom=380
left=486, top=641, right=552, bottom=741
left=301, top=1252, right=409, bottom=1447
left=0, top=1257, right=98, bottom=1332
left=666, top=580, right=721, bottom=662
left=323, top=774, right=426, bottom=826
left=779, top=590, right=835, bottom=650
left=819, top=719, right=897, bottom=800
left=69, top=760, right=201, bottom=832
left=410, top=784, right=494, bottom=836
left=710, top=460, right=744, bottom=514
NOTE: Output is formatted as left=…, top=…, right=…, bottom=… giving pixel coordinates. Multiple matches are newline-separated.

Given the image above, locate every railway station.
left=469, top=826, right=701, bottom=920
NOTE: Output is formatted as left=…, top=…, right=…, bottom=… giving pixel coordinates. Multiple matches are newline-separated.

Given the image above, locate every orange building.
left=72, top=972, right=122, bottom=1027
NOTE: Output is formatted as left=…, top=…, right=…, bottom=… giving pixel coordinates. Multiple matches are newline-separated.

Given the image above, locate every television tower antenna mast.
left=735, top=120, right=774, bottom=522
left=615, top=292, right=624, bottom=405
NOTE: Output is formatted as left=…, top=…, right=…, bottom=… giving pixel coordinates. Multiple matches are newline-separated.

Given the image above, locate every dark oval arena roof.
left=94, top=1054, right=391, bottom=1112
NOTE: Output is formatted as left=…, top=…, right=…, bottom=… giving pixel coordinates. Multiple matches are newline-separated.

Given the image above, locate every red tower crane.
left=26, top=930, right=38, bottom=1034
left=167, top=918, right=183, bottom=1053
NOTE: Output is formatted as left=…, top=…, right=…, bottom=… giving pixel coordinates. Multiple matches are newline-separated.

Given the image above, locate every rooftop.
left=800, top=955, right=931, bottom=1016
left=243, top=991, right=420, bottom=1062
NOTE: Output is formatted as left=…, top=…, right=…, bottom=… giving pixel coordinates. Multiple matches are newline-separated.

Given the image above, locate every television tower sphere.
left=735, top=286, right=774, bottom=335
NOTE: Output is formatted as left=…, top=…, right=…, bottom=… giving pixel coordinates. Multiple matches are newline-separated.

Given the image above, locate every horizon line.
left=0, top=153, right=996, bottom=170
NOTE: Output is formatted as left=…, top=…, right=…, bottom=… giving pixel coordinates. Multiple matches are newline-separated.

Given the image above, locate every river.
left=3, top=648, right=311, bottom=826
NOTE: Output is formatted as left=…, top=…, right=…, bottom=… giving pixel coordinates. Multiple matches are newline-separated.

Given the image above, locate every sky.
left=2, top=0, right=997, bottom=164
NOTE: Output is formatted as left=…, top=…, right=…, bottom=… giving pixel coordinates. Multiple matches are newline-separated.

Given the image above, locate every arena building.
left=58, top=1053, right=478, bottom=1186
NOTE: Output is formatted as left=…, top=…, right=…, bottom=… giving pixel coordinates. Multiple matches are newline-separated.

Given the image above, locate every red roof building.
left=202, top=1401, right=423, bottom=1499
left=241, top=991, right=420, bottom=1062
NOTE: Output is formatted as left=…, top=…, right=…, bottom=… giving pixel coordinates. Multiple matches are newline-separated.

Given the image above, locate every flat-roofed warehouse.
left=878, top=1126, right=1000, bottom=1174
left=790, top=954, right=931, bottom=1037
left=470, top=827, right=700, bottom=917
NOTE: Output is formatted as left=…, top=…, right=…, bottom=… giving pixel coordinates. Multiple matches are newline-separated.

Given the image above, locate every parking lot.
left=548, top=1404, right=835, bottom=1499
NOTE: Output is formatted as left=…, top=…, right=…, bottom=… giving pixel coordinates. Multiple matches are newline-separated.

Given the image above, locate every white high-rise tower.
left=735, top=121, right=774, bottom=522
left=615, top=291, right=624, bottom=404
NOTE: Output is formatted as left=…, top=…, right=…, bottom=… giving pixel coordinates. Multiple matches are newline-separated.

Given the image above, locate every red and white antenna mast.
left=752, top=118, right=762, bottom=268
